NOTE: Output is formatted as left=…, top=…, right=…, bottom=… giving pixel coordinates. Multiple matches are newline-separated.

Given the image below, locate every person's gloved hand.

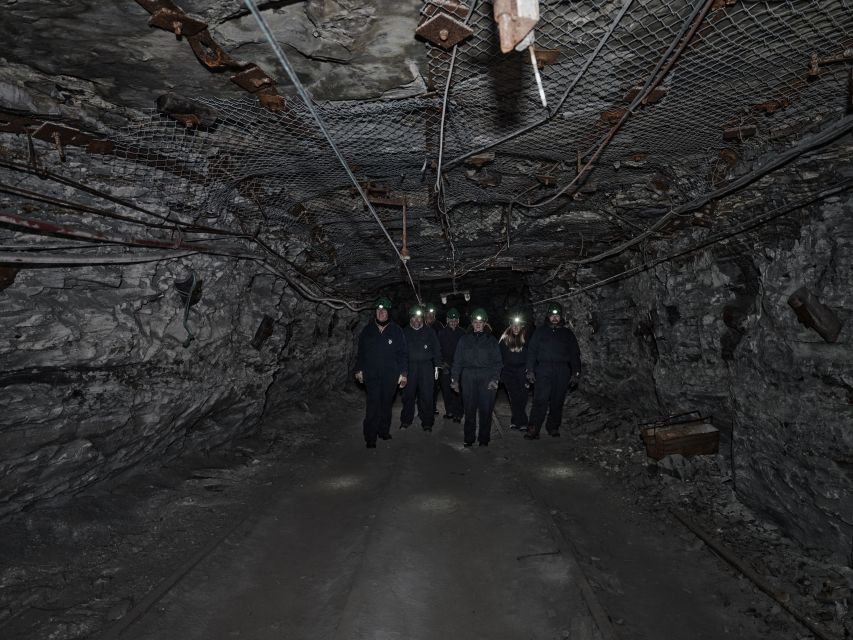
left=355, top=371, right=364, bottom=384
left=526, top=371, right=536, bottom=384
left=434, top=367, right=440, bottom=381
left=450, top=380, right=459, bottom=393
left=398, top=374, right=408, bottom=389
left=487, top=380, right=498, bottom=391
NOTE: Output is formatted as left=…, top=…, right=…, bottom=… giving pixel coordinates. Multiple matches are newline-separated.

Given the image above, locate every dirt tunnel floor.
left=1, top=390, right=808, bottom=640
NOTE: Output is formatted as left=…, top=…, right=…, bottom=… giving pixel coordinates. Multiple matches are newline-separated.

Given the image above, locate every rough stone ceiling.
left=1, top=0, right=852, bottom=303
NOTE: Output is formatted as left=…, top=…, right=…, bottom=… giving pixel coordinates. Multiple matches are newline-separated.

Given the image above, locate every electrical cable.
left=533, top=178, right=853, bottom=304
left=243, top=0, right=421, bottom=303
left=0, top=160, right=252, bottom=237
left=442, top=0, right=635, bottom=170
left=0, top=251, right=198, bottom=266
left=432, top=0, right=481, bottom=280
left=565, top=112, right=853, bottom=266
left=515, top=0, right=716, bottom=210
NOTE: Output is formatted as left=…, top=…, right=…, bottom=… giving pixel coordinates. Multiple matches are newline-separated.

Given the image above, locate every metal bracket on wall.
left=788, top=287, right=842, bottom=343
left=807, top=48, right=853, bottom=79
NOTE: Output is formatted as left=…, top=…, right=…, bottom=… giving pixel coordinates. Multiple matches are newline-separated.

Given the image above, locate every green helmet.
left=375, top=296, right=392, bottom=310
left=408, top=304, right=425, bottom=318
left=547, top=302, right=563, bottom=316
left=471, top=307, right=489, bottom=322
left=446, top=308, right=460, bottom=320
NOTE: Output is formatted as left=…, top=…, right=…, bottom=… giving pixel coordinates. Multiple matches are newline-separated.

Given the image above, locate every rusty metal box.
left=639, top=412, right=719, bottom=460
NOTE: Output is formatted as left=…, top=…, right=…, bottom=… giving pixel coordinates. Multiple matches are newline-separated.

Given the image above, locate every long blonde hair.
left=499, top=324, right=527, bottom=352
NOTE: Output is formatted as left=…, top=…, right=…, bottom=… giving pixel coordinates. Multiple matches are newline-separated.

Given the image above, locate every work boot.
left=366, top=442, right=377, bottom=449
left=548, top=430, right=560, bottom=438
left=423, top=426, right=433, bottom=432
left=379, top=433, right=392, bottom=440
left=479, top=441, right=489, bottom=447
left=523, top=425, right=539, bottom=440
left=463, top=441, right=474, bottom=447
left=399, top=423, right=410, bottom=430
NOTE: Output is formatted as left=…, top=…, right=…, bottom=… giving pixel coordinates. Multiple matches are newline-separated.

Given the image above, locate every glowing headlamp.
left=378, top=304, right=385, bottom=309
left=513, top=316, right=521, bottom=324
left=550, top=309, right=560, bottom=315
left=475, top=315, right=483, bottom=321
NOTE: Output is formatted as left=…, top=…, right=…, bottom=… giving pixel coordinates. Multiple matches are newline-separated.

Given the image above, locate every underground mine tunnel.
left=1, top=0, right=852, bottom=638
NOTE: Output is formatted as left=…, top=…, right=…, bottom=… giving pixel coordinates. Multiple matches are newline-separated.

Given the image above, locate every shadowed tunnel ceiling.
left=3, top=5, right=853, bottom=638
left=1, top=0, right=852, bottom=305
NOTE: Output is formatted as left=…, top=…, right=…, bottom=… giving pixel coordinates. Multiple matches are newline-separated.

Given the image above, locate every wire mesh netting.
left=109, top=0, right=853, bottom=287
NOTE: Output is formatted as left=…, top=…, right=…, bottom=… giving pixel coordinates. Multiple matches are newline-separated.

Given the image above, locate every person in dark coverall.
left=499, top=314, right=529, bottom=430
left=524, top=302, right=582, bottom=440
left=438, top=308, right=465, bottom=422
left=400, top=304, right=442, bottom=431
left=451, top=308, right=502, bottom=447
left=354, top=296, right=408, bottom=448
left=425, top=302, right=444, bottom=414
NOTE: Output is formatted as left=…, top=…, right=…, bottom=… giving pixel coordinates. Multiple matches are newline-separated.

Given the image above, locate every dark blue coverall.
left=526, top=323, right=582, bottom=436
left=452, top=330, right=502, bottom=445
left=500, top=341, right=529, bottom=428
left=438, top=324, right=465, bottom=419
left=356, top=321, right=408, bottom=445
left=401, top=324, right=442, bottom=430
left=427, top=319, right=445, bottom=409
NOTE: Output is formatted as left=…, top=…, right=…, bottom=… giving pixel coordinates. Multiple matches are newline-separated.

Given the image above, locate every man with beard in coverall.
left=438, top=308, right=464, bottom=422
left=354, top=296, right=408, bottom=448
left=524, top=302, right=582, bottom=440
left=451, top=308, right=502, bottom=447
left=400, top=304, right=442, bottom=431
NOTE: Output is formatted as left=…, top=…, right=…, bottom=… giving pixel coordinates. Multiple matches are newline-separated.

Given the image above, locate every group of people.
left=353, top=297, right=582, bottom=449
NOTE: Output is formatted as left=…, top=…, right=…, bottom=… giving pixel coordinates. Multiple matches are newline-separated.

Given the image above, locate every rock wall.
left=533, top=142, right=853, bottom=559
left=0, top=254, right=358, bottom=518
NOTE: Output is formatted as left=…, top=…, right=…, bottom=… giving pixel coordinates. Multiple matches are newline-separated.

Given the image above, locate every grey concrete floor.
left=119, top=394, right=795, bottom=640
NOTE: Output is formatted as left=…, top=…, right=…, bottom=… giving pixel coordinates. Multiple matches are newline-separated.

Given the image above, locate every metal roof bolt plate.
left=416, top=12, right=473, bottom=49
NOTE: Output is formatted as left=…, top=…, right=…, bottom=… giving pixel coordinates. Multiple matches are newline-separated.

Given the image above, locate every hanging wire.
left=514, top=0, right=716, bottom=210
left=432, top=0, right=481, bottom=282
left=532, top=178, right=853, bottom=304
left=563, top=112, right=853, bottom=266
left=442, top=0, right=636, bottom=170
left=243, top=0, right=421, bottom=303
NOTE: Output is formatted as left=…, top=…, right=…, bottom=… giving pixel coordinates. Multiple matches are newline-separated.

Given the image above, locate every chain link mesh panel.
left=108, top=0, right=853, bottom=286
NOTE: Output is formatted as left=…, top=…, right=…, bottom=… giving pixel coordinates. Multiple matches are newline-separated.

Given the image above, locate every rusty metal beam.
left=0, top=251, right=196, bottom=267
left=133, top=0, right=287, bottom=112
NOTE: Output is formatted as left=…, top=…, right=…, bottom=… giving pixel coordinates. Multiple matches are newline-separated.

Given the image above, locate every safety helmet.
left=471, top=307, right=489, bottom=322
left=375, top=296, right=392, bottom=310
left=510, top=313, right=526, bottom=325
left=547, top=302, right=563, bottom=316
left=425, top=303, right=438, bottom=314
left=446, top=308, right=460, bottom=320
left=408, top=304, right=425, bottom=317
